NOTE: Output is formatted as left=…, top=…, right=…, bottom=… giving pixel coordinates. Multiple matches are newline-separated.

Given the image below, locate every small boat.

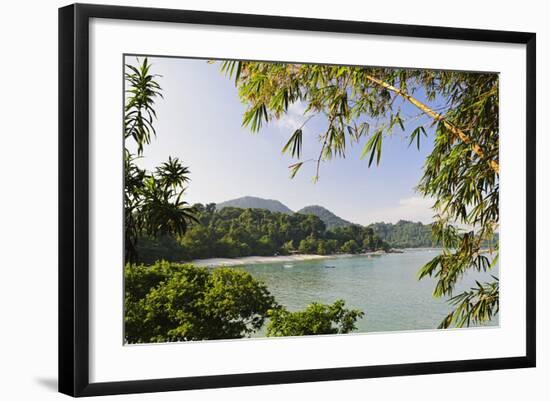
left=325, top=265, right=336, bottom=269
left=283, top=263, right=294, bottom=268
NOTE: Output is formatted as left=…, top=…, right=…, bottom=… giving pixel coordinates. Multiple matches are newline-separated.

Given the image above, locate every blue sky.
left=126, top=56, right=439, bottom=225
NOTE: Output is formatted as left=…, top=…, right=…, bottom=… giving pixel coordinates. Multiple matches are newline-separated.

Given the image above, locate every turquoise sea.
left=236, top=249, right=499, bottom=334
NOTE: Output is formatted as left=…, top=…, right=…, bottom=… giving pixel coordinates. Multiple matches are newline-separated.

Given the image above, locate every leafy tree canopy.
left=125, top=261, right=276, bottom=343
left=219, top=61, right=499, bottom=328
left=297, top=205, right=353, bottom=229
left=136, top=204, right=390, bottom=263
left=124, top=58, right=197, bottom=263
left=125, top=261, right=365, bottom=342
left=267, top=300, right=364, bottom=336
left=370, top=220, right=434, bottom=248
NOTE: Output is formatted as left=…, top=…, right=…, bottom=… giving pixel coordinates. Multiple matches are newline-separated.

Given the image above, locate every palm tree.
left=124, top=58, right=198, bottom=263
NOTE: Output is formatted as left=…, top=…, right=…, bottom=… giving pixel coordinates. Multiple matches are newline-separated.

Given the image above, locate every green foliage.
left=124, top=57, right=163, bottom=155
left=280, top=240, right=295, bottom=255
left=326, top=224, right=384, bottom=252
left=125, top=261, right=276, bottom=343
left=340, top=239, right=360, bottom=254
left=282, top=128, right=303, bottom=158
left=266, top=300, right=364, bottom=336
left=297, top=236, right=319, bottom=254
left=126, top=262, right=366, bottom=342
left=370, top=220, right=434, bottom=248
left=413, top=71, right=500, bottom=328
left=124, top=58, right=198, bottom=263
left=135, top=205, right=390, bottom=263
left=297, top=205, right=352, bottom=229
left=220, top=61, right=500, bottom=328
left=361, top=129, right=383, bottom=167
left=438, top=277, right=499, bottom=329
left=125, top=153, right=197, bottom=263
left=409, top=126, right=427, bottom=150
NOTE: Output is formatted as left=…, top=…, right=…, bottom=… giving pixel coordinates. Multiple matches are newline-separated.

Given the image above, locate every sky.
left=126, top=56, right=441, bottom=225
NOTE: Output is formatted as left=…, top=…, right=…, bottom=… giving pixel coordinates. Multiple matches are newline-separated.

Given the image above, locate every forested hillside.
left=369, top=220, right=434, bottom=248
left=136, top=204, right=390, bottom=263
left=297, top=205, right=353, bottom=229
left=216, top=196, right=293, bottom=214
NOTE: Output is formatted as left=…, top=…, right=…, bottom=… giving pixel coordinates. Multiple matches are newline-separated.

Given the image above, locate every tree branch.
left=363, top=74, right=499, bottom=174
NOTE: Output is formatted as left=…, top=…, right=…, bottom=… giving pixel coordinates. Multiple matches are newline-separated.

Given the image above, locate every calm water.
left=237, top=249, right=499, bottom=334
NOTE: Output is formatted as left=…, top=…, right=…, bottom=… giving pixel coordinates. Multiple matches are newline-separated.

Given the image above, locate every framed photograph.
left=58, top=3, right=536, bottom=397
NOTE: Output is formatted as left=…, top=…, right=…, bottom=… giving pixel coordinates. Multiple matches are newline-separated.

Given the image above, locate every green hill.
left=136, top=204, right=390, bottom=263
left=297, top=205, right=353, bottom=229
left=369, top=220, right=434, bottom=248
left=215, top=197, right=437, bottom=248
left=216, top=196, right=293, bottom=214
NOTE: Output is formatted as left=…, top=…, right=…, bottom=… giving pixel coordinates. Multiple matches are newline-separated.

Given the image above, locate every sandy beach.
left=190, top=251, right=389, bottom=267
left=191, top=254, right=332, bottom=267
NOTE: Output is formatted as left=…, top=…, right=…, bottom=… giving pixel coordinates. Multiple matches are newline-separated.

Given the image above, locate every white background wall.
left=0, top=0, right=546, bottom=399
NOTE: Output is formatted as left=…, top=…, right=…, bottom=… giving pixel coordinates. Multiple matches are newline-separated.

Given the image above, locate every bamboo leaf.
left=288, top=162, right=303, bottom=179
left=281, top=129, right=303, bottom=158
left=361, top=130, right=383, bottom=167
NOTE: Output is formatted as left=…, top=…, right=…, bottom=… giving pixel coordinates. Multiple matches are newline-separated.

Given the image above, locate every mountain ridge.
left=214, top=197, right=433, bottom=245
left=215, top=196, right=354, bottom=229
left=296, top=205, right=353, bottom=229
left=216, top=196, right=294, bottom=214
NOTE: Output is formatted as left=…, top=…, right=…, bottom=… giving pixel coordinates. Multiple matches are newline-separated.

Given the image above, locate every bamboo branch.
left=363, top=74, right=499, bottom=174
left=314, top=114, right=337, bottom=182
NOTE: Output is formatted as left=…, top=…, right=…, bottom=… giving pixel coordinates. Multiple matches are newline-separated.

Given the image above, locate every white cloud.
left=363, top=196, right=435, bottom=224
left=273, top=101, right=312, bottom=135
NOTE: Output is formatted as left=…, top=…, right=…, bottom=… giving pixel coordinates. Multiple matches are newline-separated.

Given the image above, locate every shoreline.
left=190, top=251, right=388, bottom=268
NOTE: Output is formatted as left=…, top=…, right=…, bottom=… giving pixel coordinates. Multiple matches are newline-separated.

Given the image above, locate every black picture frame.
left=59, top=3, right=536, bottom=397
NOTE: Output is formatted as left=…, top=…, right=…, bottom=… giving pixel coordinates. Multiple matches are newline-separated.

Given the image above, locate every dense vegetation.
left=136, top=204, right=391, bottom=264
left=123, top=59, right=367, bottom=342
left=221, top=60, right=500, bottom=328
left=267, top=300, right=364, bottom=337
left=296, top=205, right=353, bottom=229
left=370, top=220, right=434, bottom=248
left=217, top=197, right=354, bottom=229
left=124, top=59, right=197, bottom=263
left=122, top=56, right=500, bottom=342
left=125, top=262, right=274, bottom=342
left=125, top=261, right=363, bottom=343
